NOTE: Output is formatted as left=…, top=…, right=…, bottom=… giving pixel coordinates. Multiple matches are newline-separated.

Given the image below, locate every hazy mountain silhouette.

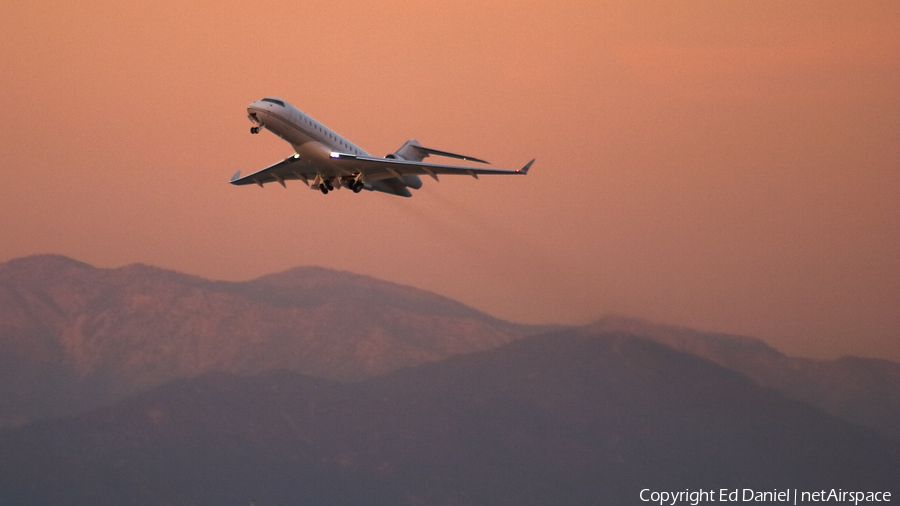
left=585, top=316, right=900, bottom=441
left=0, top=255, right=544, bottom=426
left=2, top=255, right=899, bottom=445
left=0, top=331, right=896, bottom=506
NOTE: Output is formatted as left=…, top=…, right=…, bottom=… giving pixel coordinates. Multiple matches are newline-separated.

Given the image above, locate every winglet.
left=517, top=159, right=535, bottom=174
left=230, top=170, right=242, bottom=183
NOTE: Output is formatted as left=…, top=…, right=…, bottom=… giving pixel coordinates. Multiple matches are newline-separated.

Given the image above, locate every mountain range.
left=0, top=255, right=898, bottom=504
left=0, top=254, right=543, bottom=425
left=1, top=331, right=897, bottom=505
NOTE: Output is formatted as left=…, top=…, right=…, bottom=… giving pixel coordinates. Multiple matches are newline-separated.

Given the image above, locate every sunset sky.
left=2, top=1, right=898, bottom=361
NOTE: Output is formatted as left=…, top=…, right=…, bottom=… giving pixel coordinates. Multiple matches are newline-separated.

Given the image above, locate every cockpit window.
left=261, top=98, right=284, bottom=107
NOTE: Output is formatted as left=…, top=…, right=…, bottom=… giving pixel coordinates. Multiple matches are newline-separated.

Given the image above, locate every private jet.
left=231, top=97, right=533, bottom=197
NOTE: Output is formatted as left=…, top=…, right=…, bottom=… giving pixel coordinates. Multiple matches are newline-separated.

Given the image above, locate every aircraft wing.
left=230, top=151, right=533, bottom=189
left=333, top=153, right=534, bottom=181
left=230, top=154, right=315, bottom=187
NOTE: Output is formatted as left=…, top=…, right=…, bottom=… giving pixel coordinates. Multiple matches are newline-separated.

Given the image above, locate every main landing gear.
left=317, top=178, right=362, bottom=195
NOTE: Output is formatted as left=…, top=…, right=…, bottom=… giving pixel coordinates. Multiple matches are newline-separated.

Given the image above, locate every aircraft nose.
left=248, top=100, right=274, bottom=118
left=247, top=102, right=267, bottom=120
left=247, top=103, right=266, bottom=133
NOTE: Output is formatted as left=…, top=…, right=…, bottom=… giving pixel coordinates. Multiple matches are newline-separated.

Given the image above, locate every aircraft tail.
left=389, top=139, right=489, bottom=164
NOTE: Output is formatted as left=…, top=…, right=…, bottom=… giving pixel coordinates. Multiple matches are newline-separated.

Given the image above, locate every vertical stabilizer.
left=391, top=139, right=428, bottom=161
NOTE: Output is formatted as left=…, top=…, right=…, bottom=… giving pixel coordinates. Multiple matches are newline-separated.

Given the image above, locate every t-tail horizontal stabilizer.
left=393, top=139, right=490, bottom=164
left=413, top=144, right=490, bottom=164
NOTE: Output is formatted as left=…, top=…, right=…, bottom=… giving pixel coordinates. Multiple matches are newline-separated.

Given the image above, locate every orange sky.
left=2, top=0, right=898, bottom=361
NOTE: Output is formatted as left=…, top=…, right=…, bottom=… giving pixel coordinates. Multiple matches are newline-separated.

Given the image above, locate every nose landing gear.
left=248, top=112, right=264, bottom=134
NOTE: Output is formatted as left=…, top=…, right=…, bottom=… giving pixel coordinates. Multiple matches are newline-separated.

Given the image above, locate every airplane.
left=230, top=97, right=534, bottom=197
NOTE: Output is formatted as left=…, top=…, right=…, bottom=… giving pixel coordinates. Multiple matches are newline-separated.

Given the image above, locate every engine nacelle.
left=401, top=174, right=423, bottom=189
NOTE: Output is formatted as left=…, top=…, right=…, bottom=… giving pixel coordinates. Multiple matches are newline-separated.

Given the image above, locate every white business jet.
left=231, top=98, right=534, bottom=197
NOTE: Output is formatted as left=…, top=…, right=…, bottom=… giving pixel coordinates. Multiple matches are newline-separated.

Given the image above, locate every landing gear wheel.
left=319, top=184, right=329, bottom=194
left=325, top=180, right=334, bottom=191
left=352, top=181, right=363, bottom=193
left=250, top=126, right=260, bottom=134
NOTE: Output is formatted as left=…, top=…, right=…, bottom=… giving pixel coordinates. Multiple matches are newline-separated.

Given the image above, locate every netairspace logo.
left=639, top=488, right=893, bottom=506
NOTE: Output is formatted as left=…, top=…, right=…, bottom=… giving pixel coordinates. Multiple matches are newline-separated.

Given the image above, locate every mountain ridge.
left=1, top=254, right=898, bottom=444
left=1, top=330, right=896, bottom=506
left=584, top=315, right=900, bottom=441
left=0, top=255, right=545, bottom=425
